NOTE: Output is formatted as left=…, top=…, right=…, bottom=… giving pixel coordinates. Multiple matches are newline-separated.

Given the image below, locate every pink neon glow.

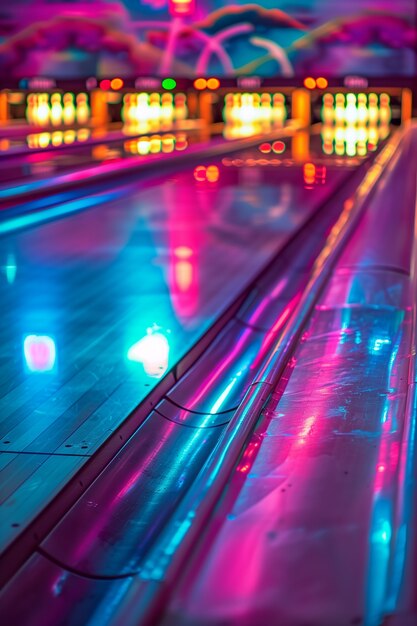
left=23, top=335, right=56, bottom=372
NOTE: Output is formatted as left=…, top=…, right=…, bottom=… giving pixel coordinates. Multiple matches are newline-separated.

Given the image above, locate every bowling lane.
left=0, top=133, right=369, bottom=553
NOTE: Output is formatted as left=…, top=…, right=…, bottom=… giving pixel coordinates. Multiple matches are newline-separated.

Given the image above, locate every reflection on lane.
left=127, top=327, right=170, bottom=379
left=0, top=146, right=353, bottom=458
left=0, top=131, right=200, bottom=185
left=23, top=334, right=57, bottom=374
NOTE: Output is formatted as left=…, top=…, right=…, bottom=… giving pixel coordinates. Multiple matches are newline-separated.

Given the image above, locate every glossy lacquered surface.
left=0, top=128, right=378, bottom=624
left=0, top=135, right=353, bottom=553
left=162, top=127, right=417, bottom=626
left=0, top=129, right=209, bottom=187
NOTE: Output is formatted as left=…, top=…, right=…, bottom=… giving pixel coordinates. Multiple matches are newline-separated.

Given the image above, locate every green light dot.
left=162, top=78, right=177, bottom=90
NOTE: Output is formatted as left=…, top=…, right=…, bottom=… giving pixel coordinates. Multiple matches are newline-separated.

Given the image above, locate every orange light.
left=111, top=78, right=124, bottom=90
left=194, top=78, right=207, bottom=90
left=206, top=165, right=219, bottom=183
left=304, top=77, right=316, bottom=90
left=174, top=246, right=193, bottom=259
left=193, top=165, right=219, bottom=183
left=207, top=78, right=220, bottom=90
left=304, top=162, right=316, bottom=185
left=316, top=77, right=328, bottom=89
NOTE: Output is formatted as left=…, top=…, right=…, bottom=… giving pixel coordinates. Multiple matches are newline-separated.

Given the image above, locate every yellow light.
left=174, top=246, right=193, bottom=259
left=206, top=165, right=219, bottom=182
left=161, top=135, right=175, bottom=153
left=138, top=138, right=150, bottom=155
left=38, top=132, right=51, bottom=148
left=77, top=128, right=90, bottom=142
left=149, top=135, right=162, bottom=154
left=51, top=131, right=63, bottom=146
left=63, top=130, right=76, bottom=144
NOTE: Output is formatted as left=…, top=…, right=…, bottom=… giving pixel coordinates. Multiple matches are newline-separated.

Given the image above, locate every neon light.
left=162, top=78, right=177, bottom=90
left=272, top=140, right=285, bottom=154
left=259, top=142, right=271, bottom=154
left=209, top=377, right=240, bottom=415
left=110, top=78, right=123, bottom=90
left=206, top=165, right=219, bottom=182
left=3, top=253, right=17, bottom=284
left=194, top=78, right=207, bottom=90
left=316, top=77, right=328, bottom=89
left=207, top=78, right=220, bottom=90
left=303, top=162, right=316, bottom=185
left=193, top=165, right=206, bottom=182
left=23, top=335, right=56, bottom=373
left=127, top=330, right=170, bottom=378
left=169, top=0, right=195, bottom=17
left=174, top=246, right=193, bottom=259
left=304, top=77, right=316, bottom=89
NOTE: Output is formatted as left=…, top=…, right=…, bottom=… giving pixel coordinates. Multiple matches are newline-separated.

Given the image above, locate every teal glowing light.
left=162, top=78, right=177, bottom=90
left=127, top=328, right=170, bottom=378
left=3, top=253, right=17, bottom=284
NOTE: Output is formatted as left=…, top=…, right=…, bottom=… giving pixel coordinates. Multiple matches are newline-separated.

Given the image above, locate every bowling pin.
left=345, top=93, right=357, bottom=125
left=137, top=93, right=150, bottom=131
left=50, top=93, right=63, bottom=127
left=161, top=93, right=174, bottom=128
left=334, top=93, right=345, bottom=125
left=252, top=93, right=261, bottom=125
left=76, top=93, right=89, bottom=125
left=37, top=93, right=50, bottom=126
left=174, top=93, right=188, bottom=121
left=368, top=93, right=379, bottom=125
left=321, top=93, right=334, bottom=125
left=51, top=131, right=63, bottom=146
left=150, top=92, right=162, bottom=126
left=357, top=93, right=368, bottom=126
left=63, top=93, right=75, bottom=126
left=149, top=134, right=162, bottom=154
left=379, top=93, right=391, bottom=125
left=260, top=93, right=272, bottom=124
left=272, top=93, right=286, bottom=127
left=26, top=94, right=35, bottom=125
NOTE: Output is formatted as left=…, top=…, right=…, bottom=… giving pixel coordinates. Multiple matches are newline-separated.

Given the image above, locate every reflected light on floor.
left=193, top=165, right=219, bottom=183
left=127, top=330, right=170, bottom=378
left=23, top=335, right=57, bottom=373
